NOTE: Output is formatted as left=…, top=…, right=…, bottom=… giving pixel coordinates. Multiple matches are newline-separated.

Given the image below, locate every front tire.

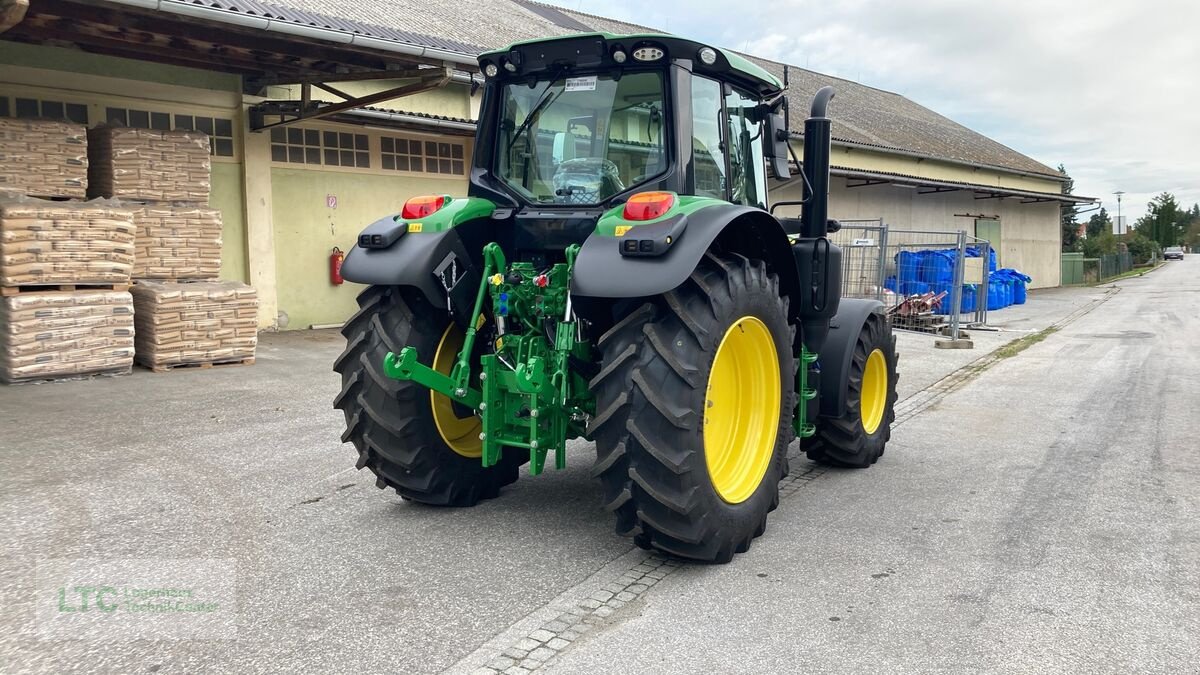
left=590, top=253, right=795, bottom=563
left=333, top=286, right=523, bottom=505
left=806, top=314, right=898, bottom=468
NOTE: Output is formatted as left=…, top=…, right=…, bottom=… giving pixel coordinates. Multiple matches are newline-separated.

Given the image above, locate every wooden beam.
left=313, top=82, right=353, bottom=100
left=253, top=69, right=452, bottom=130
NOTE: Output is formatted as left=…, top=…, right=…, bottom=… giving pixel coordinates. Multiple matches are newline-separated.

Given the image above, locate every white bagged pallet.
left=131, top=280, right=257, bottom=369
left=131, top=204, right=222, bottom=280
left=0, top=118, right=88, bottom=200
left=0, top=289, right=134, bottom=383
left=87, top=126, right=211, bottom=202
left=0, top=197, right=135, bottom=287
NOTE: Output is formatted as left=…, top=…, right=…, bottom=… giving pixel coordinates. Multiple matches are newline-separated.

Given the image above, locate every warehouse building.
left=0, top=0, right=1091, bottom=330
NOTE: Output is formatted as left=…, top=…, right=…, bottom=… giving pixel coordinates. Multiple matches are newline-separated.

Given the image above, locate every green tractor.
left=334, top=32, right=898, bottom=563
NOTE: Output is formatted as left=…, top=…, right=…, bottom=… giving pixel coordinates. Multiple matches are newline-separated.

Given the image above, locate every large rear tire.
left=333, top=286, right=523, bottom=505
left=806, top=314, right=898, bottom=468
left=590, top=253, right=795, bottom=563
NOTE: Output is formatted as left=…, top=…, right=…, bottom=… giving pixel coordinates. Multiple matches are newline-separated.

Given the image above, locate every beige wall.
left=267, top=131, right=470, bottom=328
left=826, top=144, right=1063, bottom=194
left=769, top=177, right=1062, bottom=288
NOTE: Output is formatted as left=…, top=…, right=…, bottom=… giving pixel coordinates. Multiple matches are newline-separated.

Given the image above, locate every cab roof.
left=480, top=32, right=784, bottom=97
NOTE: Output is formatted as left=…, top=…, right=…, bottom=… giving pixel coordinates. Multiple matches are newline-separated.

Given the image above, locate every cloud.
left=559, top=0, right=1200, bottom=219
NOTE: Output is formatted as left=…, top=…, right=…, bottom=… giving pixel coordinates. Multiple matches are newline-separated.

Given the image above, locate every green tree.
left=1135, top=192, right=1185, bottom=247
left=1185, top=204, right=1200, bottom=248
left=1081, top=230, right=1118, bottom=258
left=1087, top=207, right=1112, bottom=239
left=1124, top=232, right=1159, bottom=263
left=1058, top=164, right=1079, bottom=250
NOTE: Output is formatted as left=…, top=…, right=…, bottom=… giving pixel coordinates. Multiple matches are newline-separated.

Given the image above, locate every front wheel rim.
left=860, top=348, right=888, bottom=435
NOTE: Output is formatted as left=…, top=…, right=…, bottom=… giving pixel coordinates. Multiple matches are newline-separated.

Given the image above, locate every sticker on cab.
left=565, top=76, right=598, bottom=92
left=614, top=225, right=632, bottom=237
left=408, top=223, right=423, bottom=233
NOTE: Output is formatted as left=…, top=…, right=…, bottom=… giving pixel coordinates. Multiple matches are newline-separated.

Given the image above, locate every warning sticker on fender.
left=565, top=76, right=597, bottom=92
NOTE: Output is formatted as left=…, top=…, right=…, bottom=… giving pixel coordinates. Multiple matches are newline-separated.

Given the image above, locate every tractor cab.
left=470, top=33, right=795, bottom=248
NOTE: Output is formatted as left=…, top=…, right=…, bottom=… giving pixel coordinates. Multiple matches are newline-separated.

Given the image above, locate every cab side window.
left=690, top=76, right=726, bottom=199
left=726, top=88, right=767, bottom=208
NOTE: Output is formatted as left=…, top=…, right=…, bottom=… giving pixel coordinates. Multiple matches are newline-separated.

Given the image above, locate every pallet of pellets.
left=87, top=126, right=211, bottom=202
left=132, top=205, right=222, bottom=280
left=131, top=280, right=257, bottom=370
left=0, top=289, right=134, bottom=383
left=0, top=118, right=88, bottom=199
left=0, top=197, right=134, bottom=288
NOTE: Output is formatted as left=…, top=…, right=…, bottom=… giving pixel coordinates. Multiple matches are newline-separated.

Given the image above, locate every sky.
left=547, top=0, right=1200, bottom=224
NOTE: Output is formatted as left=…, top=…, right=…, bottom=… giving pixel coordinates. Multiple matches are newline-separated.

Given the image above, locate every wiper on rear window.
left=507, top=82, right=562, bottom=152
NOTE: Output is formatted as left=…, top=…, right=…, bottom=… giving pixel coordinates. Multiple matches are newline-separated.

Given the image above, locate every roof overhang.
left=833, top=167, right=1095, bottom=204
left=4, top=0, right=469, bottom=79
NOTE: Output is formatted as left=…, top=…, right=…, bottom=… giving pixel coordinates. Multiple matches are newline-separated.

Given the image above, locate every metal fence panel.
left=829, top=222, right=988, bottom=340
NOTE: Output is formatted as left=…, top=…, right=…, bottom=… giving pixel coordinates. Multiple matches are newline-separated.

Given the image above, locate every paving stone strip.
left=458, top=457, right=825, bottom=675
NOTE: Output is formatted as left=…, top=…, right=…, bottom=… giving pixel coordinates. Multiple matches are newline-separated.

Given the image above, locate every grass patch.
left=995, top=326, right=1058, bottom=359
left=1093, top=262, right=1164, bottom=285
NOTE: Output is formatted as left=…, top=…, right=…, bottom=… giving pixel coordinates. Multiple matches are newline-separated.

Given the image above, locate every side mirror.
left=764, top=112, right=791, bottom=180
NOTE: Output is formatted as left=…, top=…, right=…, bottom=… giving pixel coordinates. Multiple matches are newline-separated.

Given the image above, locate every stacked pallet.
left=0, top=118, right=88, bottom=199
left=130, top=280, right=256, bottom=371
left=86, top=126, right=211, bottom=202
left=87, top=124, right=255, bottom=372
left=131, top=204, right=222, bottom=280
left=0, top=290, right=134, bottom=383
left=0, top=198, right=135, bottom=288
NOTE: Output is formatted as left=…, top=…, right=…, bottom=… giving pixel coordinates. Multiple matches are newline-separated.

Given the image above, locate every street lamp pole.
left=1113, top=191, right=1125, bottom=236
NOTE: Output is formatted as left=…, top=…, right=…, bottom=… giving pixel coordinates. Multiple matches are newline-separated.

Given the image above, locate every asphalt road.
left=1, top=257, right=1196, bottom=673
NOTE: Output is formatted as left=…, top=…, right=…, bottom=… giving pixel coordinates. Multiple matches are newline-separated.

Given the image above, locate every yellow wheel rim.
left=860, top=348, right=888, bottom=435
left=430, top=323, right=483, bottom=458
left=703, top=316, right=781, bottom=504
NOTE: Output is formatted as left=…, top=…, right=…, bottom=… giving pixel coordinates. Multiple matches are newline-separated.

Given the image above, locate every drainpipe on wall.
left=0, top=0, right=29, bottom=33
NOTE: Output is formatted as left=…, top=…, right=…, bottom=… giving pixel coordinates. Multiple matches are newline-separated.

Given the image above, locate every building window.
left=12, top=98, right=88, bottom=124
left=0, top=98, right=8, bottom=118
left=270, top=127, right=369, bottom=168
left=381, top=135, right=465, bottom=175
left=104, top=107, right=235, bottom=157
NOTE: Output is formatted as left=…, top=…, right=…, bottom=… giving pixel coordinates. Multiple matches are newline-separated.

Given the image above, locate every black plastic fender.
left=571, top=203, right=800, bottom=311
left=340, top=225, right=475, bottom=312
left=817, top=297, right=886, bottom=418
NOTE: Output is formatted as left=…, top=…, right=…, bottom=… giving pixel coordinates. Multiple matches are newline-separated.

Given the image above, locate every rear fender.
left=817, top=298, right=886, bottom=418
left=571, top=202, right=800, bottom=315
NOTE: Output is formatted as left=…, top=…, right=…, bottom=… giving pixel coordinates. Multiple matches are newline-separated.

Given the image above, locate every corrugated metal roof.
left=168, top=0, right=1063, bottom=179
left=176, top=0, right=482, bottom=53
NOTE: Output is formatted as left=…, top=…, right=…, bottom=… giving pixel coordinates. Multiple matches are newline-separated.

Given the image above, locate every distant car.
left=1164, top=246, right=1185, bottom=260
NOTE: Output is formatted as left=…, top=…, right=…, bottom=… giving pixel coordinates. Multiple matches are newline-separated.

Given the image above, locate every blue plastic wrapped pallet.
left=920, top=250, right=955, bottom=284
left=996, top=268, right=1031, bottom=305
left=896, top=251, right=922, bottom=293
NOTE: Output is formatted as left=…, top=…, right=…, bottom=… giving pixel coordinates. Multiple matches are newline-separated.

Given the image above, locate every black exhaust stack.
left=799, top=86, right=835, bottom=239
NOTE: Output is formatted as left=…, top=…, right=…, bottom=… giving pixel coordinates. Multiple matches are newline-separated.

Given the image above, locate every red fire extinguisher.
left=330, top=246, right=345, bottom=285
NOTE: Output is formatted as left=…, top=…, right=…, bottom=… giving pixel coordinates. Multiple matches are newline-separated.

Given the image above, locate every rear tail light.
left=402, top=195, right=448, bottom=219
left=622, top=191, right=675, bottom=221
